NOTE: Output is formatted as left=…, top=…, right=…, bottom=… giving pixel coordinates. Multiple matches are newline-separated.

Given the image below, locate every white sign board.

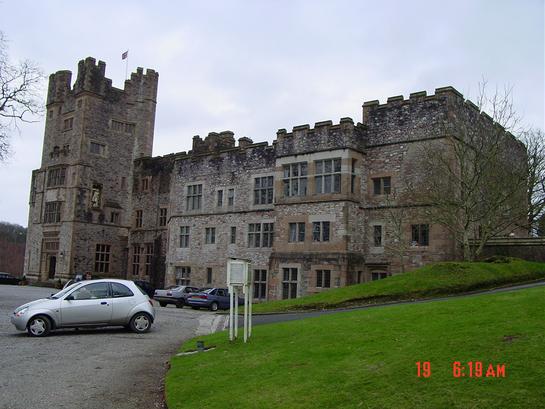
left=227, top=259, right=249, bottom=286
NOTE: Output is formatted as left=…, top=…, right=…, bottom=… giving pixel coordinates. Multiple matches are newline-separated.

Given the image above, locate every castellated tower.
left=24, top=57, right=159, bottom=283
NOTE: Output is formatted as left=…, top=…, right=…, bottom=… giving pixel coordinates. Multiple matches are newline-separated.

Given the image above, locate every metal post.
left=234, top=287, right=238, bottom=339
left=243, top=284, right=248, bottom=343
left=249, top=283, right=253, bottom=338
left=229, top=285, right=234, bottom=341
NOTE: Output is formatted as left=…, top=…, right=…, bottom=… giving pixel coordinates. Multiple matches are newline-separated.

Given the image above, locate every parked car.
left=0, top=272, right=21, bottom=285
left=186, top=288, right=244, bottom=311
left=154, top=285, right=199, bottom=308
left=11, top=279, right=155, bottom=337
left=133, top=280, right=155, bottom=298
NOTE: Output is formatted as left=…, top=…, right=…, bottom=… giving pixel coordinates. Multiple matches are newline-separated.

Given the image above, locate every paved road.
left=250, top=280, right=545, bottom=326
left=0, top=285, right=225, bottom=409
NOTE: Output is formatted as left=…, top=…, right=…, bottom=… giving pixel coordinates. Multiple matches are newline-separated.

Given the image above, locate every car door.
left=216, top=289, right=230, bottom=308
left=60, top=282, right=113, bottom=326
left=110, top=282, right=137, bottom=324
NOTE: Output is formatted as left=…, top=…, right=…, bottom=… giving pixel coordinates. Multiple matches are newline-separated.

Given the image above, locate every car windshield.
left=134, top=283, right=148, bottom=297
left=49, top=282, right=81, bottom=299
left=201, top=288, right=215, bottom=294
left=166, top=286, right=180, bottom=290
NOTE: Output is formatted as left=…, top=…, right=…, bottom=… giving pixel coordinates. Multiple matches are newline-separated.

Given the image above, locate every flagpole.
left=125, top=49, right=129, bottom=80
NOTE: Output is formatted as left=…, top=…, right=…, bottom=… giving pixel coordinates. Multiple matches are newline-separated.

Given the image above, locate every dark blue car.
left=186, top=288, right=244, bottom=311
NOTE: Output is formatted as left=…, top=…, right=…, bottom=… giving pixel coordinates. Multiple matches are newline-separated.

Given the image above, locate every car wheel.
left=27, top=315, right=51, bottom=337
left=210, top=302, right=219, bottom=312
left=129, top=312, right=152, bottom=333
left=175, top=302, right=184, bottom=309
left=159, top=302, right=167, bottom=307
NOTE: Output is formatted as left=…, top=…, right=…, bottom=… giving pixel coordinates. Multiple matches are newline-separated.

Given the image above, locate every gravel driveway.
left=0, top=285, right=226, bottom=409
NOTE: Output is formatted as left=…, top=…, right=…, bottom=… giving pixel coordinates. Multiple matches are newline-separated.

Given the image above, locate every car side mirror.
left=65, top=295, right=74, bottom=301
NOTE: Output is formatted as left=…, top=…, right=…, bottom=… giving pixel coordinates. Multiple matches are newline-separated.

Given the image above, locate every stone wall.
left=24, top=57, right=158, bottom=283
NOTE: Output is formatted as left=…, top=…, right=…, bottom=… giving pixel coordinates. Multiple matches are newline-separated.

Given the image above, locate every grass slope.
left=166, top=286, right=545, bottom=409
left=252, top=258, right=545, bottom=313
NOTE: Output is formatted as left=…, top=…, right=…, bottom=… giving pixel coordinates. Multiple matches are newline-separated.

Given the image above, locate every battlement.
left=361, top=86, right=465, bottom=124
left=46, top=57, right=159, bottom=105
left=276, top=117, right=356, bottom=140
left=190, top=131, right=263, bottom=155
left=275, top=117, right=363, bottom=157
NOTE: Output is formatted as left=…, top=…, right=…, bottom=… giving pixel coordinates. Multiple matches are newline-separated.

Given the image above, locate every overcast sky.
left=1, top=0, right=543, bottom=226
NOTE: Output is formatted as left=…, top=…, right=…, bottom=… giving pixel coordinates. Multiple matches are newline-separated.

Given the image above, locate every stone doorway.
left=48, top=256, right=57, bottom=279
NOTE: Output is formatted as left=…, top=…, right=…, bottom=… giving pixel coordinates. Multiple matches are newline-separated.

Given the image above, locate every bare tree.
left=417, top=81, right=528, bottom=261
left=0, top=31, right=44, bottom=161
left=520, top=128, right=545, bottom=235
left=382, top=182, right=417, bottom=274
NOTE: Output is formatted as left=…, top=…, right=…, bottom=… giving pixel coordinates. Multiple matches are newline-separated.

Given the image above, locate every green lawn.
left=252, top=258, right=545, bottom=313
left=166, top=286, right=545, bottom=409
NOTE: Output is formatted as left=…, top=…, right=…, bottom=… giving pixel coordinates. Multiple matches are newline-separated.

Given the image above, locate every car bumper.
left=11, top=314, right=28, bottom=331
left=154, top=296, right=184, bottom=304
left=186, top=299, right=211, bottom=308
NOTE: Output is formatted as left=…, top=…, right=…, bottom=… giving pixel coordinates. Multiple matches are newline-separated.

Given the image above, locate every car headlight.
left=14, top=307, right=29, bottom=317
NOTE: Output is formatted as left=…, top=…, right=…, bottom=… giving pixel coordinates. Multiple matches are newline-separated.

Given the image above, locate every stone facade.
left=24, top=57, right=158, bottom=283
left=24, top=58, right=525, bottom=300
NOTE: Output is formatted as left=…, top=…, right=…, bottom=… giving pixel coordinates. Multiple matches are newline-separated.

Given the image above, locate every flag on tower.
left=122, top=50, right=128, bottom=60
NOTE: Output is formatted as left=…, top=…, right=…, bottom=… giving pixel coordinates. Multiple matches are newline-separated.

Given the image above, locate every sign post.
left=226, top=258, right=252, bottom=343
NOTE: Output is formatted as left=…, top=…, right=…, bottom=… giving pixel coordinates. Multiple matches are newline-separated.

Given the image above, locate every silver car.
left=11, top=279, right=156, bottom=337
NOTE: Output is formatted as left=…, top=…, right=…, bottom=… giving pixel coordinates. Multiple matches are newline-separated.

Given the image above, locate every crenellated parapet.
left=123, top=66, right=159, bottom=103
left=190, top=131, right=260, bottom=155
left=46, top=57, right=159, bottom=105
left=362, top=86, right=466, bottom=146
left=275, top=117, right=364, bottom=157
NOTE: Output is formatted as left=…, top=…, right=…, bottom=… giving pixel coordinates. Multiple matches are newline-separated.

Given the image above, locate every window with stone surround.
left=373, top=177, right=391, bottom=195
left=217, top=189, right=223, bottom=207
left=315, top=158, right=341, bottom=194
left=159, top=207, right=167, bottom=227
left=282, top=267, right=298, bottom=299
left=254, top=176, right=274, bottom=205
left=135, top=210, right=143, bottom=228
left=186, top=184, right=202, bottom=210
left=144, top=243, right=154, bottom=275
left=132, top=245, right=141, bottom=276
left=111, top=119, right=135, bottom=135
left=44, top=201, right=62, bottom=224
left=316, top=269, right=331, bottom=288
left=253, top=269, right=267, bottom=300
left=63, top=117, right=73, bottom=131
left=230, top=226, right=236, bottom=244
left=179, top=226, right=190, bottom=248
left=248, top=223, right=274, bottom=247
left=351, top=159, right=357, bottom=193
left=372, top=271, right=389, bottom=281
left=373, top=225, right=383, bottom=247
left=227, top=188, right=234, bottom=207
left=94, top=244, right=111, bottom=274
left=175, top=266, right=191, bottom=286
left=89, top=141, right=106, bottom=156
left=288, top=222, right=305, bottom=242
left=207, top=267, right=213, bottom=284
left=205, top=227, right=216, bottom=244
left=283, top=162, right=307, bottom=197
left=141, top=178, right=149, bottom=191
left=47, top=167, right=66, bottom=187
left=312, top=221, right=330, bottom=242
left=110, top=211, right=120, bottom=224
left=411, top=224, right=429, bottom=246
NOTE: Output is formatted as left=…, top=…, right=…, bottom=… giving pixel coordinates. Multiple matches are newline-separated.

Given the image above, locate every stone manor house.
left=23, top=57, right=521, bottom=300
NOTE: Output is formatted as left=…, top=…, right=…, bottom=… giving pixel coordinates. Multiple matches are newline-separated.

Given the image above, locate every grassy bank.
left=166, top=286, right=545, bottom=409
left=252, top=258, right=545, bottom=313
